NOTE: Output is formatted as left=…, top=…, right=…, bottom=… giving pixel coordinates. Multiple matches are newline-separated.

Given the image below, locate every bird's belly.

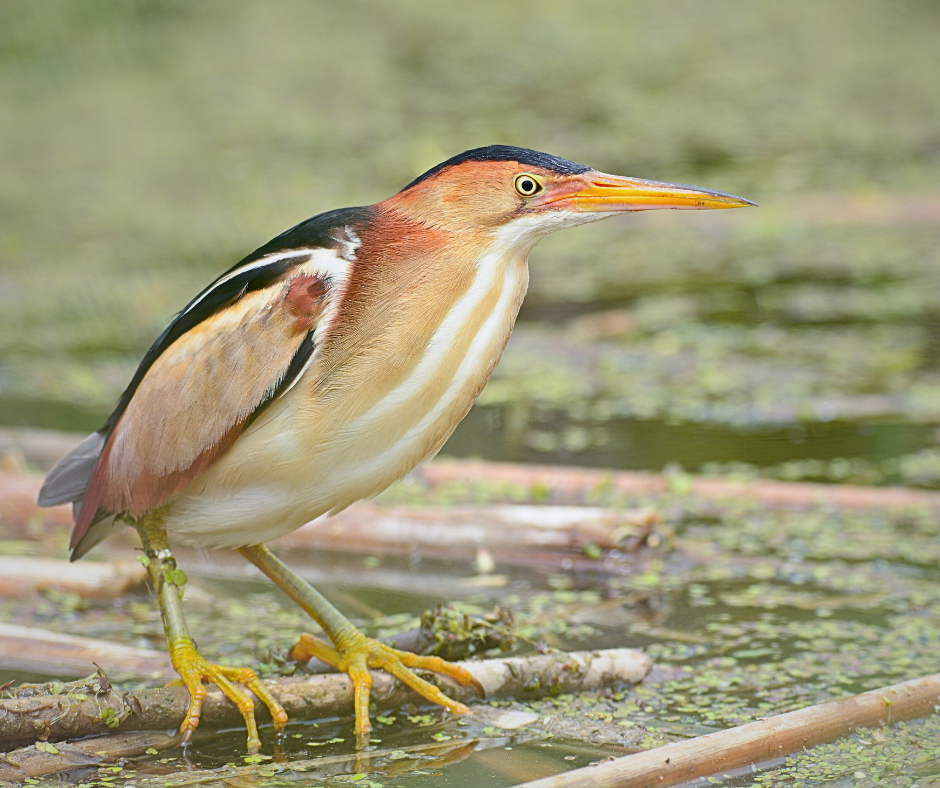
left=161, top=254, right=528, bottom=549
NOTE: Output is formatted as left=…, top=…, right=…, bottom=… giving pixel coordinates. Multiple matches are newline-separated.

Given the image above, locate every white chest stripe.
left=336, top=219, right=544, bottom=447
left=323, top=221, right=544, bottom=481
left=345, top=247, right=508, bottom=430
left=332, top=254, right=525, bottom=485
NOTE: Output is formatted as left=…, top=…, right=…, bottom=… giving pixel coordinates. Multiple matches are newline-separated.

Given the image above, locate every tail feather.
left=38, top=431, right=126, bottom=560
left=70, top=515, right=125, bottom=561
left=37, top=431, right=106, bottom=508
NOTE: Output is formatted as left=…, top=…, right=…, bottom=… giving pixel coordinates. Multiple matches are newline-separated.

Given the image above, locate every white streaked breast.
left=336, top=240, right=513, bottom=433
left=320, top=251, right=527, bottom=498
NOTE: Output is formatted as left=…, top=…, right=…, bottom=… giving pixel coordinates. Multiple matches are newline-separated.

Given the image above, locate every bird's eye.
left=513, top=173, right=543, bottom=198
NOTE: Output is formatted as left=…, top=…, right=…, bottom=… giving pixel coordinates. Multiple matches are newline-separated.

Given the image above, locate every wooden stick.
left=0, top=557, right=145, bottom=600
left=417, top=459, right=940, bottom=511
left=511, top=672, right=940, bottom=788
left=277, top=503, right=662, bottom=560
left=0, top=647, right=651, bottom=748
left=0, top=622, right=172, bottom=681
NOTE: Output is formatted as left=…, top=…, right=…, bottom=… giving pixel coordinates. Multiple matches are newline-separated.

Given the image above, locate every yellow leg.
left=239, top=544, right=482, bottom=738
left=137, top=517, right=287, bottom=751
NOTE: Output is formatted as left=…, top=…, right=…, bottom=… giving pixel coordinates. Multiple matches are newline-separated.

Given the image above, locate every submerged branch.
left=0, top=731, right=180, bottom=782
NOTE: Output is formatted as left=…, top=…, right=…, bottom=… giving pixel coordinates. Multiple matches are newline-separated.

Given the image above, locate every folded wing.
left=38, top=249, right=358, bottom=562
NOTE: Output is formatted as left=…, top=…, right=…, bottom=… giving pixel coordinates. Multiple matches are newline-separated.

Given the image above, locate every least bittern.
left=39, top=146, right=754, bottom=750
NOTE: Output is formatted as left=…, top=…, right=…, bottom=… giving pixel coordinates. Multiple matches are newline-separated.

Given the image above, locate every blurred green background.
left=1, top=0, right=939, bottom=485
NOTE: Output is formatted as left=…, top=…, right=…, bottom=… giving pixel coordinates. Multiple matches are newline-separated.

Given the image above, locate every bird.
left=38, top=145, right=754, bottom=751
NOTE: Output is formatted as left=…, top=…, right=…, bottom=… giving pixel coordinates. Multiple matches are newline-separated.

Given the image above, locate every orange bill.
left=539, top=171, right=757, bottom=212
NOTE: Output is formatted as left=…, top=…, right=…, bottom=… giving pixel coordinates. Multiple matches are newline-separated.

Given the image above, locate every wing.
left=38, top=205, right=373, bottom=558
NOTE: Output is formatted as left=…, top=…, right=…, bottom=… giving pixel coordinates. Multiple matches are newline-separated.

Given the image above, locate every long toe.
left=292, top=630, right=477, bottom=736
left=392, top=649, right=485, bottom=699
left=170, top=637, right=287, bottom=752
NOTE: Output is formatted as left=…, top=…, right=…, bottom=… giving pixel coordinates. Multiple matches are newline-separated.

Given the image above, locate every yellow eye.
left=513, top=173, right=543, bottom=197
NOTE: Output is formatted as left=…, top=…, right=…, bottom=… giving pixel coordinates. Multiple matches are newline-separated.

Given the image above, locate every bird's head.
left=385, top=145, right=754, bottom=247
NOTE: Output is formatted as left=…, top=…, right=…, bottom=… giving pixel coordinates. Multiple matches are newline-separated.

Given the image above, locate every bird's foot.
left=289, top=630, right=482, bottom=738
left=168, top=636, right=287, bottom=752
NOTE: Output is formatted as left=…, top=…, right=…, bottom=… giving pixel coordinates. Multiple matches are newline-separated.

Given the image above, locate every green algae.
left=740, top=717, right=940, bottom=787
left=706, top=448, right=940, bottom=491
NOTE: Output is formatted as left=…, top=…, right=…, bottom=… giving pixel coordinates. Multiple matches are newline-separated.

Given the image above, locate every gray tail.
left=37, top=431, right=124, bottom=560
left=37, top=431, right=106, bottom=510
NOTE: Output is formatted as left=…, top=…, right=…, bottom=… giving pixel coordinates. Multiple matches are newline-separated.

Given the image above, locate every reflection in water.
left=446, top=404, right=935, bottom=477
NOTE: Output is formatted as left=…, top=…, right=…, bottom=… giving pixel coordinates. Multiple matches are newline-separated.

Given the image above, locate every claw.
left=290, top=630, right=477, bottom=736
left=169, top=636, right=287, bottom=752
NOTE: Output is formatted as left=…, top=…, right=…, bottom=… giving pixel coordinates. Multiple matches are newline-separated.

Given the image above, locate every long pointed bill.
left=543, top=171, right=756, bottom=212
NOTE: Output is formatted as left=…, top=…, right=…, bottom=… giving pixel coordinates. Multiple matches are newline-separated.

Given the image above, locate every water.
left=447, top=405, right=934, bottom=475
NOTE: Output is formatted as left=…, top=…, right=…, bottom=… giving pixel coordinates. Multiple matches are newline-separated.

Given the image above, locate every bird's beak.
left=540, top=171, right=756, bottom=212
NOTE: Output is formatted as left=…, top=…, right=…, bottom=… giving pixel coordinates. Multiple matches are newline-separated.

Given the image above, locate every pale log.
left=0, top=647, right=651, bottom=748
left=0, top=557, right=145, bottom=600
left=417, top=459, right=940, bottom=511
left=278, top=503, right=661, bottom=560
left=0, top=622, right=172, bottom=681
left=511, top=672, right=940, bottom=788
